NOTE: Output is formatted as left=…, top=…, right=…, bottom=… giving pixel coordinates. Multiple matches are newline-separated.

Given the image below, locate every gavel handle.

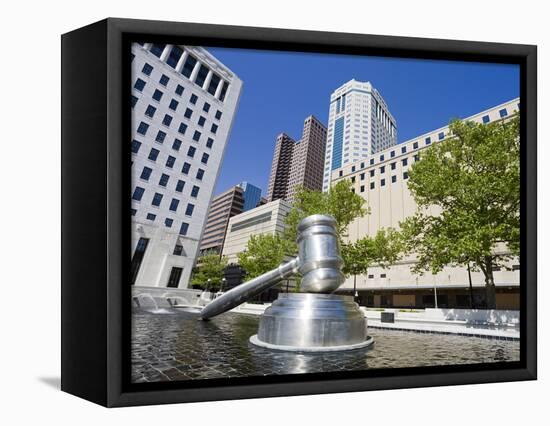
left=200, top=257, right=300, bottom=320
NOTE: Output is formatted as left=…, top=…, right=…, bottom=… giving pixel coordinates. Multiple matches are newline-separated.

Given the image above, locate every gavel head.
left=296, top=215, right=345, bottom=293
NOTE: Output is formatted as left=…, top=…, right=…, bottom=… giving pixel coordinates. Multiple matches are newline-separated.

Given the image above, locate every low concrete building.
left=221, top=199, right=292, bottom=263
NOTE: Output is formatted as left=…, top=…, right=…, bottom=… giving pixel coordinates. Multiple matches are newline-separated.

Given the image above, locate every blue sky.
left=208, top=47, right=519, bottom=195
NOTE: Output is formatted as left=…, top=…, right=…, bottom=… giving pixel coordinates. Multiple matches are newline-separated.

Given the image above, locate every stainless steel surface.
left=199, top=258, right=299, bottom=319
left=200, top=214, right=344, bottom=319
left=251, top=293, right=369, bottom=351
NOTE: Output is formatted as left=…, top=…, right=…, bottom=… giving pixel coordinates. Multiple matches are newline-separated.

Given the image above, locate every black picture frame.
left=61, top=17, right=537, bottom=407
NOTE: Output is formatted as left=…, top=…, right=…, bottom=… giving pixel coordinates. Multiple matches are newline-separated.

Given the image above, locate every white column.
left=214, top=79, right=225, bottom=99
left=202, top=70, right=213, bottom=91
left=175, top=50, right=188, bottom=73
left=189, top=60, right=201, bottom=82
left=160, top=44, right=172, bottom=61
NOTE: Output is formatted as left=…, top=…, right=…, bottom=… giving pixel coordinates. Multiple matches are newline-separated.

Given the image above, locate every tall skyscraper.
left=266, top=115, right=327, bottom=203
left=322, top=79, right=397, bottom=191
left=199, top=182, right=263, bottom=257
left=130, top=43, right=242, bottom=288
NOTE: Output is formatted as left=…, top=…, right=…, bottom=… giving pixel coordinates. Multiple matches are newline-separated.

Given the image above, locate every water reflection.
left=131, top=308, right=519, bottom=383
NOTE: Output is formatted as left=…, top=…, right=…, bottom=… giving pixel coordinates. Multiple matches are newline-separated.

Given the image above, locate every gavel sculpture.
left=200, top=215, right=373, bottom=352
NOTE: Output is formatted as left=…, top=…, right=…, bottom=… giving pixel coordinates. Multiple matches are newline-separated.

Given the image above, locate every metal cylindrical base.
left=251, top=293, right=372, bottom=352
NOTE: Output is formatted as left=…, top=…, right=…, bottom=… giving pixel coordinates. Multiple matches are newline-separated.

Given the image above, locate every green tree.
left=284, top=180, right=369, bottom=246
left=237, top=233, right=295, bottom=280
left=400, top=114, right=520, bottom=309
left=191, top=254, right=228, bottom=291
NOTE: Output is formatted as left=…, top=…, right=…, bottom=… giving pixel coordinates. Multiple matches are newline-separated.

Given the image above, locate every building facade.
left=323, top=80, right=397, bottom=192
left=130, top=43, right=242, bottom=288
left=266, top=116, right=327, bottom=203
left=331, top=99, right=520, bottom=309
left=199, top=182, right=263, bottom=257
left=221, top=199, right=292, bottom=263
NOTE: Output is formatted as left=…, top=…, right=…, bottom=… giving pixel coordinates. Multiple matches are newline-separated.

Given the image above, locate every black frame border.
left=61, top=17, right=537, bottom=407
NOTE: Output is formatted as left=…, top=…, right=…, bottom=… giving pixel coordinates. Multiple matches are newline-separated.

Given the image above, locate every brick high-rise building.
left=266, top=116, right=327, bottom=203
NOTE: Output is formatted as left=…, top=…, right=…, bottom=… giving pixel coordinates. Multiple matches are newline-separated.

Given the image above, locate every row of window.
left=138, top=43, right=230, bottom=102
left=132, top=187, right=196, bottom=216
left=137, top=166, right=200, bottom=196
left=352, top=172, right=409, bottom=192
left=131, top=208, right=190, bottom=235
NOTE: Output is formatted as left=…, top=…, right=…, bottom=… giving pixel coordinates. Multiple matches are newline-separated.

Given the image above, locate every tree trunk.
left=483, top=256, right=497, bottom=309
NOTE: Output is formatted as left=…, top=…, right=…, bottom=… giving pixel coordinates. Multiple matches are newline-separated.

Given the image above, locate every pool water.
left=131, top=309, right=520, bottom=383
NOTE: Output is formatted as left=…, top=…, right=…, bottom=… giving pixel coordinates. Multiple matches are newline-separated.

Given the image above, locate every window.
left=194, top=64, right=209, bottom=87
left=165, top=218, right=173, bottom=228
left=380, top=154, right=384, bottom=161
left=187, top=146, right=196, bottom=158
left=351, top=166, right=356, bottom=173
left=149, top=43, right=165, bottom=57
left=166, top=267, right=183, bottom=288
left=142, top=63, right=153, bottom=75
left=169, top=99, right=179, bottom=111
left=166, top=45, right=183, bottom=68
left=134, top=78, right=146, bottom=91
left=370, top=182, right=375, bottom=190
left=179, top=222, right=189, bottom=236
left=172, top=139, right=182, bottom=151
left=219, top=81, right=229, bottom=102
left=215, top=110, right=222, bottom=120
left=169, top=199, right=179, bottom=212
left=351, top=176, right=355, bottom=183
left=175, top=180, right=185, bottom=192
left=361, top=162, right=365, bottom=169
left=196, top=168, right=205, bottom=180
left=360, top=173, right=365, bottom=180
left=146, top=213, right=156, bottom=221
left=162, top=114, right=172, bottom=127
left=191, top=185, right=200, bottom=197
left=413, top=141, right=418, bottom=149
left=130, top=96, right=138, bottom=108
left=152, top=89, right=163, bottom=101
left=137, top=122, right=149, bottom=135
left=206, top=138, right=214, bottom=148
left=360, top=185, right=365, bottom=192
left=482, top=115, right=490, bottom=124
left=131, top=140, right=141, bottom=154
left=207, top=73, right=221, bottom=95
left=173, top=244, right=184, bottom=256
left=369, top=170, right=375, bottom=177
left=425, top=137, right=431, bottom=145
left=201, top=153, right=209, bottom=164
left=390, top=162, right=396, bottom=170
left=381, top=178, right=386, bottom=187
left=367, top=274, right=374, bottom=279
left=339, top=170, right=343, bottom=177
left=159, top=173, right=169, bottom=187
left=369, top=158, right=374, bottom=166
left=185, top=203, right=195, bottom=216
left=390, top=150, right=395, bottom=158
left=403, top=171, right=409, bottom=180
left=159, top=74, right=169, bottom=86
left=499, top=108, right=508, bottom=118
left=438, top=132, right=445, bottom=140
left=145, top=105, right=156, bottom=118
left=175, top=84, right=184, bottom=96
left=193, top=130, right=201, bottom=142
left=190, top=94, right=198, bottom=104
left=380, top=273, right=387, bottom=278
left=152, top=193, right=163, bottom=206
left=178, top=123, right=187, bottom=135
left=198, top=116, right=206, bottom=127
left=181, top=54, right=197, bottom=78
left=132, top=186, right=145, bottom=201
left=414, top=154, right=420, bottom=162
left=155, top=130, right=166, bottom=144
left=391, top=175, right=397, bottom=183
left=211, top=124, right=218, bottom=134
left=166, top=155, right=175, bottom=168
left=401, top=146, right=407, bottom=154
left=130, top=208, right=137, bottom=216
left=184, top=108, right=193, bottom=119
left=148, top=148, right=159, bottom=161
left=380, top=166, right=385, bottom=174
left=203, top=102, right=211, bottom=112
left=181, top=162, right=191, bottom=174
left=140, top=166, right=152, bottom=181
left=402, top=158, right=408, bottom=166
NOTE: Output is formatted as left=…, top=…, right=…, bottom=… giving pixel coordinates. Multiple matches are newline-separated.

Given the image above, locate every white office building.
left=322, top=79, right=397, bottom=192
left=331, top=99, right=520, bottom=309
left=221, top=199, right=292, bottom=263
left=130, top=43, right=242, bottom=288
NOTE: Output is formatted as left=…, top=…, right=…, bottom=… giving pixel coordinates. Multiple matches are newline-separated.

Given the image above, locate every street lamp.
left=221, top=278, right=227, bottom=292
left=353, top=264, right=357, bottom=302
left=206, top=278, right=211, bottom=292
